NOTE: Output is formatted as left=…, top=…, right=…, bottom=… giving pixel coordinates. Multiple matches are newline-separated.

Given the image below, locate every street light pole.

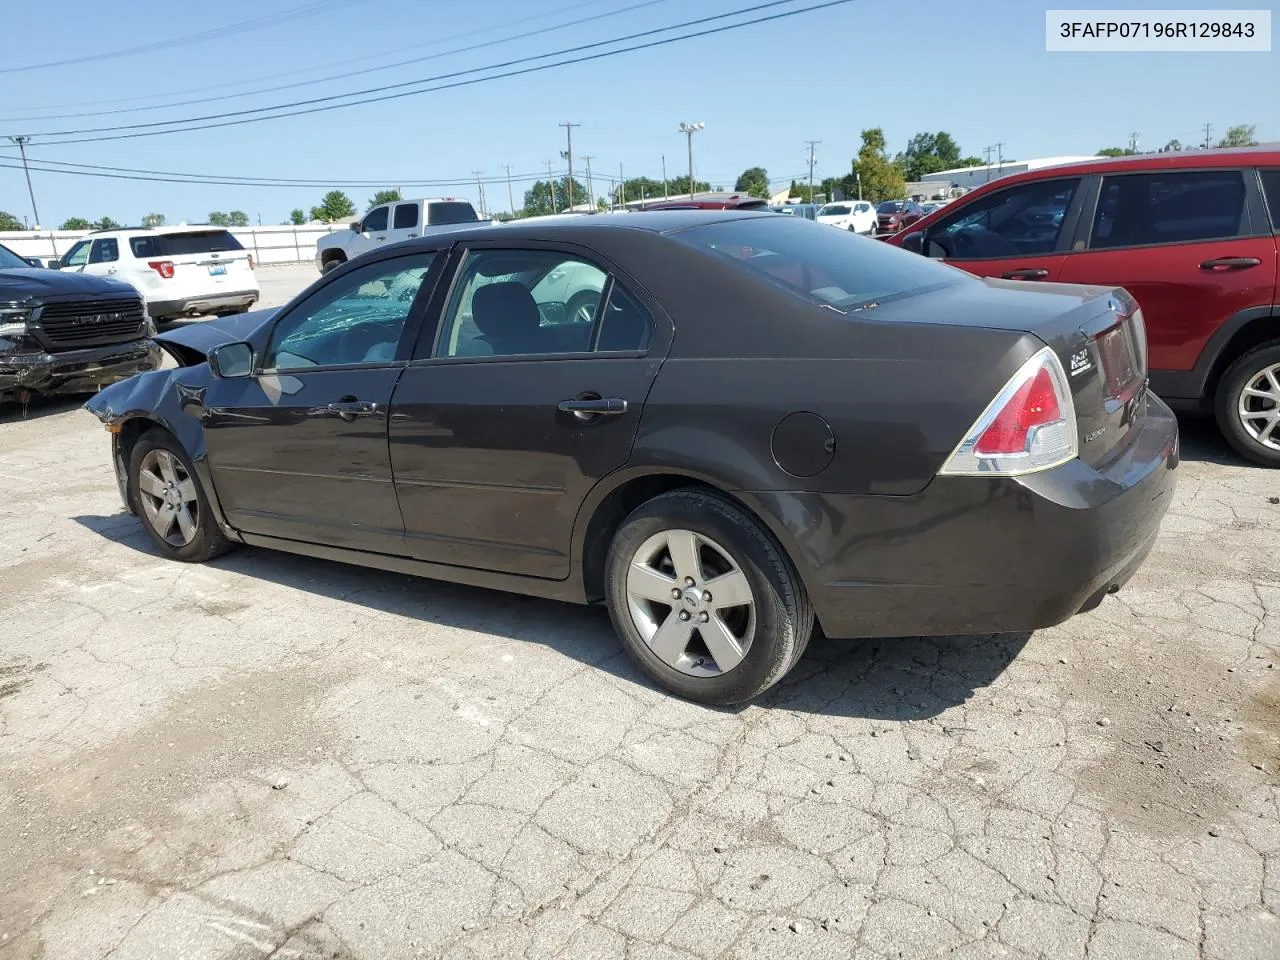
left=582, top=156, right=595, bottom=211
left=503, top=164, right=515, bottom=217
left=9, top=136, right=40, bottom=228
left=678, top=122, right=704, bottom=199
left=661, top=155, right=669, bottom=199
left=559, top=121, right=579, bottom=211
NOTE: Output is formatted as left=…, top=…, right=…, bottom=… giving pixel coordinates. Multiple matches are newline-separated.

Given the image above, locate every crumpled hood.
left=0, top=268, right=138, bottom=302
left=153, top=307, right=277, bottom=355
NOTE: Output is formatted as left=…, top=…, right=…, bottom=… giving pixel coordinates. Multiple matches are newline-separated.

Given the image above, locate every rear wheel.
left=130, top=430, right=233, bottom=562
left=1215, top=342, right=1280, bottom=467
left=604, top=489, right=813, bottom=705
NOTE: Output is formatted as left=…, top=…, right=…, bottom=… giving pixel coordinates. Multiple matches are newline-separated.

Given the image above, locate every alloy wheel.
left=624, top=529, right=756, bottom=677
left=1237, top=362, right=1280, bottom=451
left=137, top=449, right=200, bottom=547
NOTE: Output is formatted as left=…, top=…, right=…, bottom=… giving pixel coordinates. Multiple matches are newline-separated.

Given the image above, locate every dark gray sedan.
left=86, top=212, right=1178, bottom=704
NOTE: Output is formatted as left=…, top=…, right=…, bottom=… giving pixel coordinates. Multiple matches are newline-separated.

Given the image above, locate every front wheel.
left=604, top=489, right=813, bottom=705
left=1216, top=342, right=1280, bottom=467
left=129, top=430, right=233, bottom=561
left=320, top=256, right=346, bottom=275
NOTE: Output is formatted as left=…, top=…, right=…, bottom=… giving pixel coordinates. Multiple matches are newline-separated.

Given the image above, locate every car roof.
left=88, top=225, right=242, bottom=236
left=386, top=209, right=774, bottom=247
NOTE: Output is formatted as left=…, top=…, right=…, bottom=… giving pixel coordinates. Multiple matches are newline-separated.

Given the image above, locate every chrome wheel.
left=1237, top=362, right=1280, bottom=451
left=137, top=449, right=199, bottom=547
left=624, top=529, right=756, bottom=678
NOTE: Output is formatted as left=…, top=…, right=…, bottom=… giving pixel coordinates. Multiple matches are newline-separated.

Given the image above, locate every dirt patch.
left=0, top=659, right=47, bottom=700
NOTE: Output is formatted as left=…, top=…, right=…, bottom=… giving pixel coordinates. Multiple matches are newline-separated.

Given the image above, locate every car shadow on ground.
left=1174, top=412, right=1259, bottom=468
left=0, top=395, right=89, bottom=424
left=74, top=511, right=1031, bottom=722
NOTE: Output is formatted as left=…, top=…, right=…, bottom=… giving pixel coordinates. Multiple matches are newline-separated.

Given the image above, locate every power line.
left=1, top=0, right=677, bottom=123
left=0, top=0, right=364, bottom=75
left=13, top=0, right=854, bottom=145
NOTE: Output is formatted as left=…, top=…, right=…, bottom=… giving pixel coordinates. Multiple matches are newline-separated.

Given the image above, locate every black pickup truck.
left=0, top=241, right=160, bottom=405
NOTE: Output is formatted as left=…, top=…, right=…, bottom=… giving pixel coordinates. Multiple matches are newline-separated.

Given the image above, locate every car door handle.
left=558, top=397, right=628, bottom=418
left=326, top=399, right=378, bottom=420
left=1200, top=257, right=1261, bottom=271
left=1001, top=268, right=1050, bottom=280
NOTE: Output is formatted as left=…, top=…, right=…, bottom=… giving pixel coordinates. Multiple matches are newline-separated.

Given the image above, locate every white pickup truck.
left=315, top=197, right=481, bottom=273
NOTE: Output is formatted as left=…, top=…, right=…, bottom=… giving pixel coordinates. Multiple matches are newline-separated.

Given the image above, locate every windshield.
left=819, top=205, right=851, bottom=216
left=877, top=201, right=906, bottom=213
left=673, top=215, right=965, bottom=310
left=0, top=243, right=29, bottom=269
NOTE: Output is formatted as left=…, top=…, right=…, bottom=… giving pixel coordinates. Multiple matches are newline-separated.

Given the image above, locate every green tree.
left=895, top=131, right=964, bottom=181
left=90, top=216, right=120, bottom=231
left=851, top=128, right=906, bottom=203
left=1217, top=124, right=1257, bottom=148
left=958, top=155, right=983, bottom=167
left=619, top=176, right=668, bottom=204
left=0, top=211, right=23, bottom=231
left=1096, top=147, right=1137, bottom=157
left=1161, top=139, right=1183, bottom=152
left=228, top=210, right=250, bottom=227
left=734, top=166, right=770, bottom=199
left=522, top=177, right=588, bottom=216
left=208, top=211, right=230, bottom=225
left=664, top=175, right=711, bottom=199
left=788, top=180, right=816, bottom=203
left=141, top=213, right=165, bottom=228
left=309, top=190, right=357, bottom=223
left=60, top=217, right=91, bottom=230
left=368, top=189, right=402, bottom=208
left=289, top=208, right=307, bottom=225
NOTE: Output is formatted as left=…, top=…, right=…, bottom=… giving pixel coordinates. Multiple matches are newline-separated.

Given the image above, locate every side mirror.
left=48, top=258, right=62, bottom=269
left=349, top=222, right=360, bottom=232
left=208, top=341, right=253, bottom=379
left=900, top=231, right=925, bottom=255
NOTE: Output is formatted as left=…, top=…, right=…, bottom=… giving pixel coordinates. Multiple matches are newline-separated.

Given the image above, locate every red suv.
left=887, top=149, right=1280, bottom=465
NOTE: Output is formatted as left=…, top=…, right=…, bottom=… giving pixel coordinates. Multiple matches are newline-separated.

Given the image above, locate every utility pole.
left=503, top=164, right=514, bottom=217
left=1202, top=122, right=1213, bottom=149
left=472, top=170, right=486, bottom=218
left=856, top=169, right=862, bottom=200
left=619, top=162, right=625, bottom=208
left=983, top=145, right=995, bottom=182
left=559, top=121, right=579, bottom=211
left=1127, top=131, right=1141, bottom=154
left=995, top=142, right=1005, bottom=177
left=678, top=122, right=705, bottom=199
left=9, top=136, right=40, bottom=228
left=805, top=140, right=821, bottom=203
left=545, top=160, right=558, bottom=212
left=581, top=156, right=595, bottom=211
left=662, top=155, right=669, bottom=198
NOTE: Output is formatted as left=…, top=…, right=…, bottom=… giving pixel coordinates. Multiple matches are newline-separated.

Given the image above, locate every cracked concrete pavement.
left=1, top=264, right=1277, bottom=958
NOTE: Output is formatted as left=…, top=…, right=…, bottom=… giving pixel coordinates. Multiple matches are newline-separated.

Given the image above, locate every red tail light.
left=247, top=254, right=255, bottom=270
left=940, top=348, right=1077, bottom=476
left=974, top=366, right=1063, bottom=455
left=148, top=260, right=175, bottom=279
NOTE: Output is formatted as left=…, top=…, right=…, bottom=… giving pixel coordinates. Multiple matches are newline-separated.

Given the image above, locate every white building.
left=921, top=156, right=1099, bottom=191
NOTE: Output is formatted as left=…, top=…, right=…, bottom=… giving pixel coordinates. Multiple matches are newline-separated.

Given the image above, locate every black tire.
left=1215, top=341, right=1280, bottom=467
left=321, top=255, right=346, bottom=275
left=129, top=429, right=233, bottom=562
left=604, top=489, right=814, bottom=705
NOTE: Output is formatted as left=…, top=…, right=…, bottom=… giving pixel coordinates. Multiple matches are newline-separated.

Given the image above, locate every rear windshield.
left=673, top=216, right=964, bottom=310
left=426, top=202, right=479, bottom=225
left=877, top=201, right=906, bottom=213
left=819, top=205, right=851, bottom=216
left=131, top=231, right=244, bottom=258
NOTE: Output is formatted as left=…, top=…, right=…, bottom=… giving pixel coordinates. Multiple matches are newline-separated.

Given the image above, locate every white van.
left=56, top=227, right=258, bottom=321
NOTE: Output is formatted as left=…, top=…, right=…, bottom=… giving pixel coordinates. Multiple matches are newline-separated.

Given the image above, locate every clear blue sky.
left=1, top=0, right=1274, bottom=226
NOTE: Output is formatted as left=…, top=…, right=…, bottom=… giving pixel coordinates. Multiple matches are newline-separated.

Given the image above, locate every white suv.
left=56, top=227, right=259, bottom=321
left=315, top=198, right=480, bottom=273
left=816, top=201, right=877, bottom=235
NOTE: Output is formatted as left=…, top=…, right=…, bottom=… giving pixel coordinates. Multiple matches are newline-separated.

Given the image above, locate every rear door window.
left=393, top=203, right=419, bottom=229
left=1090, top=170, right=1247, bottom=249
left=927, top=178, right=1080, bottom=258
left=426, top=201, right=479, bottom=225
left=130, top=237, right=160, bottom=258
left=1258, top=168, right=1280, bottom=230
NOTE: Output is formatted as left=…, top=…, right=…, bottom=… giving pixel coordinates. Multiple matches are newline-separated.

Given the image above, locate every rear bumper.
left=747, top=395, right=1180, bottom=639
left=148, top=289, right=258, bottom=319
left=0, top=338, right=162, bottom=401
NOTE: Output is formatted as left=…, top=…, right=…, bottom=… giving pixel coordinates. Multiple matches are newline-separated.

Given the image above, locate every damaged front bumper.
left=0, top=338, right=162, bottom=402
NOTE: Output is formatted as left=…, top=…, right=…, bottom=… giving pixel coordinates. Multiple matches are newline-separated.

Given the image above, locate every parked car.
left=875, top=199, right=926, bottom=234
left=638, top=194, right=768, bottom=211
left=774, top=203, right=820, bottom=221
left=55, top=226, right=258, bottom=322
left=886, top=148, right=1280, bottom=466
left=919, top=200, right=950, bottom=216
left=816, top=201, right=877, bottom=234
left=1, top=241, right=160, bottom=404
left=316, top=198, right=480, bottom=273
left=86, top=212, right=1177, bottom=704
